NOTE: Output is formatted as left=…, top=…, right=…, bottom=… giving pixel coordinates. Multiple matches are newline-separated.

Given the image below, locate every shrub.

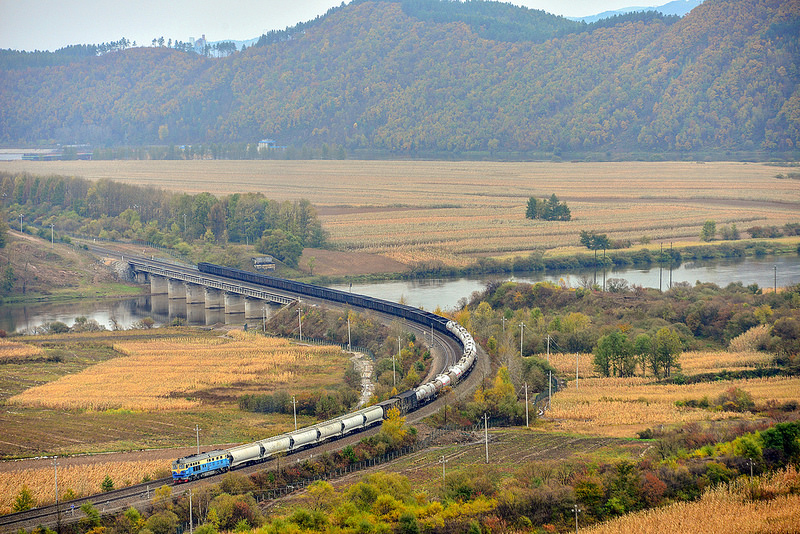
left=728, top=324, right=771, bottom=352
left=716, top=387, right=755, bottom=413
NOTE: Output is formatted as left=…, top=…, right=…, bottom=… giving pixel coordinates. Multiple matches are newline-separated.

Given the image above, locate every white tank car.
left=361, top=405, right=384, bottom=426
left=290, top=427, right=320, bottom=450
left=259, top=435, right=292, bottom=457
left=228, top=442, right=264, bottom=467
left=315, top=419, right=346, bottom=440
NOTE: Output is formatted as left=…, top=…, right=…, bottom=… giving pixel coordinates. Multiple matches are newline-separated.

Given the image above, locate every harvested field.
left=8, top=331, right=348, bottom=411
left=4, top=160, right=798, bottom=271
left=547, top=376, right=800, bottom=438
left=547, top=350, right=776, bottom=379
left=0, top=339, right=43, bottom=361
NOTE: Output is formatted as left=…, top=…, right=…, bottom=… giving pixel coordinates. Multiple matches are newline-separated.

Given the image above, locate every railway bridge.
left=99, top=249, right=298, bottom=320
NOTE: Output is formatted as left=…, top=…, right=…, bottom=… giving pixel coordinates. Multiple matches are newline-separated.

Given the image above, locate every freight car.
left=172, top=265, right=478, bottom=483
left=197, top=262, right=453, bottom=337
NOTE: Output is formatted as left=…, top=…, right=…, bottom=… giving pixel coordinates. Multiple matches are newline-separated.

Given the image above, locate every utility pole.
left=195, top=424, right=201, bottom=454
left=774, top=265, right=777, bottom=293
left=602, top=246, right=606, bottom=291
left=519, top=323, right=525, bottom=357
left=573, top=504, right=581, bottom=534
left=54, top=457, right=61, bottom=534
left=524, top=383, right=529, bottom=428
left=292, top=395, right=297, bottom=430
left=189, top=490, right=193, bottom=534
left=298, top=305, right=302, bottom=341
left=501, top=316, right=506, bottom=332
left=484, top=413, right=489, bottom=464
left=347, top=314, right=351, bottom=351
left=669, top=242, right=673, bottom=289
left=439, top=455, right=447, bottom=495
left=396, top=337, right=401, bottom=387
left=547, top=334, right=550, bottom=363
left=548, top=370, right=552, bottom=409
left=659, top=242, right=663, bottom=292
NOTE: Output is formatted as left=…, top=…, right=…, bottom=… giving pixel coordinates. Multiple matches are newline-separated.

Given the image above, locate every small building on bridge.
left=253, top=256, right=276, bottom=270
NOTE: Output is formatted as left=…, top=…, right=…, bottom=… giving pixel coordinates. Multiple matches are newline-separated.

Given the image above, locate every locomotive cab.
left=172, top=450, right=231, bottom=482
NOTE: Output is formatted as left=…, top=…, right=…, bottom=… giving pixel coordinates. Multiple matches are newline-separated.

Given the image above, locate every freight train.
left=172, top=264, right=477, bottom=482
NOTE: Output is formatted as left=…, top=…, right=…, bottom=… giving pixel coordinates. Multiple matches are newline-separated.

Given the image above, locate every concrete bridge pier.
left=185, top=283, right=205, bottom=304
left=150, top=274, right=169, bottom=295
left=224, top=293, right=245, bottom=314
left=168, top=279, right=186, bottom=300
left=205, top=288, right=223, bottom=309
left=245, top=297, right=266, bottom=320
left=134, top=271, right=149, bottom=284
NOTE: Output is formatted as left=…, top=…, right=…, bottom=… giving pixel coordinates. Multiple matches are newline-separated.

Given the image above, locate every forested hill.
left=1, top=0, right=798, bottom=158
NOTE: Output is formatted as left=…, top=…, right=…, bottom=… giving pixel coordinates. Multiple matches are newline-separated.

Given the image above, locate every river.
left=2, top=255, right=799, bottom=334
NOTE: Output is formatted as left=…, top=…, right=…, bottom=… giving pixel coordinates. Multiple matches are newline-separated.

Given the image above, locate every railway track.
left=1, top=251, right=486, bottom=532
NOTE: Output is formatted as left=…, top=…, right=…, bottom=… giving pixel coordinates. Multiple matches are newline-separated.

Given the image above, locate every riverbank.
left=0, top=231, right=144, bottom=308
left=2, top=231, right=799, bottom=307
left=303, top=237, right=800, bottom=286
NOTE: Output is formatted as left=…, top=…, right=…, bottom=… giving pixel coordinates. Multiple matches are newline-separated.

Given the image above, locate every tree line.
left=1, top=171, right=327, bottom=268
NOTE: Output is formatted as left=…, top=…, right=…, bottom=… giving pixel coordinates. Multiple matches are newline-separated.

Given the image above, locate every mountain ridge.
left=572, top=0, right=705, bottom=23
left=0, top=0, right=798, bottom=158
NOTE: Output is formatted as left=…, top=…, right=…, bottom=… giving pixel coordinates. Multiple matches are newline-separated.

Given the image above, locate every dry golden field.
left=0, top=338, right=43, bottom=361
left=583, top=466, right=800, bottom=534
left=544, top=349, right=794, bottom=437
left=547, top=350, right=775, bottom=378
left=0, top=460, right=166, bottom=515
left=8, top=331, right=348, bottom=411
left=547, top=376, right=800, bottom=437
left=4, top=160, right=798, bottom=270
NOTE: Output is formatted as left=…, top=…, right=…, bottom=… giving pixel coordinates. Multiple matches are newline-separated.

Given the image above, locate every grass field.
left=547, top=375, right=800, bottom=437
left=0, top=330, right=348, bottom=459
left=543, top=349, right=790, bottom=437
left=4, top=160, right=798, bottom=273
left=9, top=330, right=348, bottom=411
left=0, top=339, right=43, bottom=361
left=0, top=329, right=355, bottom=512
left=0, top=460, right=168, bottom=516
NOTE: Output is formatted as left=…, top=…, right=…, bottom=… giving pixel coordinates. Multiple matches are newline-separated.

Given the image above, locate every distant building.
left=193, top=35, right=207, bottom=54
left=258, top=139, right=287, bottom=153
left=258, top=139, right=276, bottom=150
left=253, top=256, right=276, bottom=270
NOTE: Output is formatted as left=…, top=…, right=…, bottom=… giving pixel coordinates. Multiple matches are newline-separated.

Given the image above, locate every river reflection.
left=3, top=255, right=799, bottom=334
left=1, top=295, right=282, bottom=334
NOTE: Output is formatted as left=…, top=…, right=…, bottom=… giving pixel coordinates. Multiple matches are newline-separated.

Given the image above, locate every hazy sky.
left=0, top=0, right=676, bottom=51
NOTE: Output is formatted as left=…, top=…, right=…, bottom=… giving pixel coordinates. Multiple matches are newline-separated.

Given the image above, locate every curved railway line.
left=1, top=255, right=489, bottom=533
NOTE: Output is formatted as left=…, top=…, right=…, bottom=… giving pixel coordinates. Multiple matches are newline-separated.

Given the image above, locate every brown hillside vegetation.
left=0, top=0, right=797, bottom=154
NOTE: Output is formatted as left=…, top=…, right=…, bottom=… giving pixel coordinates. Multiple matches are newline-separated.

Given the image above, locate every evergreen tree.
left=13, top=485, right=35, bottom=512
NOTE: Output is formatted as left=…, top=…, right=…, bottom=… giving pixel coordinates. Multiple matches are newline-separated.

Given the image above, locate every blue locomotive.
left=172, top=264, right=478, bottom=483
left=172, top=450, right=231, bottom=482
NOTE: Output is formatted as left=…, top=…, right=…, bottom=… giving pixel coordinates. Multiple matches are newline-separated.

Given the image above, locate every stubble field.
left=4, top=160, right=798, bottom=272
left=8, top=330, right=348, bottom=412
left=545, top=350, right=796, bottom=437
